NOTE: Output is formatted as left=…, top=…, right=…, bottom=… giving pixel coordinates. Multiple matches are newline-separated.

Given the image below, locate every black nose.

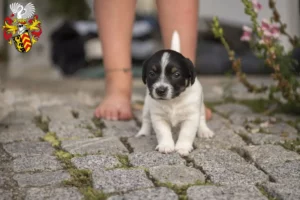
left=155, top=86, right=167, bottom=96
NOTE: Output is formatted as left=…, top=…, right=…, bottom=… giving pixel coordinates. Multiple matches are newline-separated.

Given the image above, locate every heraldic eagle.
left=10, top=2, right=35, bottom=20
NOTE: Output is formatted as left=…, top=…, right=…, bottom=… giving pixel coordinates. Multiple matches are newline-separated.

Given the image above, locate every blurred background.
left=0, top=0, right=300, bottom=83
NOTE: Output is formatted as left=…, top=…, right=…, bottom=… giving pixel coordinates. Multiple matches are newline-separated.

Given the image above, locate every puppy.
left=136, top=31, right=214, bottom=156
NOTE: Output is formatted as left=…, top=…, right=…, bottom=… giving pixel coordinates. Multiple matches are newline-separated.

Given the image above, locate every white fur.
left=136, top=79, right=214, bottom=156
left=171, top=31, right=180, bottom=53
left=152, top=52, right=173, bottom=99
left=136, top=31, right=214, bottom=156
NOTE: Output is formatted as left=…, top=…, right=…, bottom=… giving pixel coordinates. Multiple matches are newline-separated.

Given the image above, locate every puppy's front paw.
left=175, top=143, right=193, bottom=156
left=197, top=127, right=215, bottom=138
left=135, top=129, right=150, bottom=137
left=155, top=141, right=175, bottom=154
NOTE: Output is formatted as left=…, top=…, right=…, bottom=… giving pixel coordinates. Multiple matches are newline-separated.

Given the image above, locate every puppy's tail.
left=170, top=30, right=180, bottom=53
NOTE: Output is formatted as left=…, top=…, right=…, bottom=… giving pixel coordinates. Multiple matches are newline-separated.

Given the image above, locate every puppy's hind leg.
left=197, top=100, right=214, bottom=138
left=135, top=98, right=151, bottom=137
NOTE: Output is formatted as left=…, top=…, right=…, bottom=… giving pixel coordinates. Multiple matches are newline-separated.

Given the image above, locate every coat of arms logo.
left=2, top=2, right=42, bottom=53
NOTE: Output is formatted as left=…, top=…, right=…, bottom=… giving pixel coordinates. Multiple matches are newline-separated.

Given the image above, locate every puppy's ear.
left=185, top=58, right=196, bottom=86
left=142, top=58, right=150, bottom=84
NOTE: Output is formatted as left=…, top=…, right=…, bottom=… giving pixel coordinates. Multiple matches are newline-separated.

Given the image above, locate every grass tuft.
left=43, top=132, right=60, bottom=148
left=256, top=185, right=277, bottom=200
left=115, top=154, right=131, bottom=168
left=33, top=115, right=50, bottom=133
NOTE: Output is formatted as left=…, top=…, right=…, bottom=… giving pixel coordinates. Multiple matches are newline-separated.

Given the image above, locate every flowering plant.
left=212, top=0, right=300, bottom=112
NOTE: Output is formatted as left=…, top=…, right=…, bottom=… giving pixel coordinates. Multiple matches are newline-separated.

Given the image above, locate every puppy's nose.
left=155, top=86, right=167, bottom=96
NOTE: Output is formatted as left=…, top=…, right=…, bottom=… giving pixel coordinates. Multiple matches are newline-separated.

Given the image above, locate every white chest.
left=152, top=103, right=190, bottom=127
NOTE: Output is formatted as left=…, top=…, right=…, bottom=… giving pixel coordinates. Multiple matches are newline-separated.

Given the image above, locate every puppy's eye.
left=173, top=72, right=181, bottom=78
left=148, top=71, right=156, bottom=77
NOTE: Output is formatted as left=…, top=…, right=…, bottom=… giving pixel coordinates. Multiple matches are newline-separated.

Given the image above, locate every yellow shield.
left=12, top=30, right=32, bottom=53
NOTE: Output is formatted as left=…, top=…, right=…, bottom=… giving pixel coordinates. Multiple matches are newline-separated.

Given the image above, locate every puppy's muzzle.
left=155, top=86, right=168, bottom=97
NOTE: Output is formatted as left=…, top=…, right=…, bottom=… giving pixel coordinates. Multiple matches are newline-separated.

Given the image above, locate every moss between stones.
left=237, top=133, right=253, bottom=145
left=154, top=180, right=213, bottom=200
left=237, top=99, right=272, bottom=114
left=39, top=130, right=108, bottom=199
left=83, top=123, right=103, bottom=137
left=43, top=132, right=60, bottom=148
left=144, top=168, right=213, bottom=200
left=120, top=137, right=134, bottom=153
left=115, top=154, right=131, bottom=168
left=33, top=115, right=50, bottom=133
left=256, top=185, right=277, bottom=200
left=92, top=117, right=106, bottom=129
left=280, top=138, right=300, bottom=154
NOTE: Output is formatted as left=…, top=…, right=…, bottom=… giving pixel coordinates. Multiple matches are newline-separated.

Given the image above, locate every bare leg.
left=94, top=0, right=136, bottom=120
left=156, top=0, right=212, bottom=120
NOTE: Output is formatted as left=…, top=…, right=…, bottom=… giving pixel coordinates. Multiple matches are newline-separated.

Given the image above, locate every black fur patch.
left=142, top=49, right=196, bottom=99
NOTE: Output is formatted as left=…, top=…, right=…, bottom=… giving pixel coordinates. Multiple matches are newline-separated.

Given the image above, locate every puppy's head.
left=142, top=49, right=196, bottom=100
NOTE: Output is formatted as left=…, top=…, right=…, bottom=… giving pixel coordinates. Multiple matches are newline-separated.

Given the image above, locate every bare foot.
left=94, top=70, right=133, bottom=121
left=94, top=92, right=133, bottom=120
left=205, top=107, right=212, bottom=120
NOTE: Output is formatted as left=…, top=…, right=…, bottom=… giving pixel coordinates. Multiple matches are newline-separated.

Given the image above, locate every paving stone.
left=3, top=142, right=54, bottom=157
left=0, top=145, right=12, bottom=162
left=214, top=103, right=253, bottom=116
left=0, top=124, right=44, bottom=143
left=67, top=105, right=94, bottom=120
left=71, top=155, right=121, bottom=171
left=92, top=168, right=154, bottom=193
left=274, top=113, right=300, bottom=123
left=207, top=113, right=231, bottom=132
left=61, top=137, right=128, bottom=155
left=13, top=155, right=63, bottom=172
left=128, top=135, right=157, bottom=153
left=228, top=113, right=247, bottom=126
left=229, top=113, right=272, bottom=126
left=245, top=132, right=294, bottom=145
left=262, top=182, right=300, bottom=200
left=108, top=187, right=178, bottom=200
left=39, top=105, right=74, bottom=121
left=0, top=172, right=15, bottom=189
left=242, top=145, right=300, bottom=168
left=189, top=149, right=268, bottom=185
left=13, top=170, right=70, bottom=187
left=0, top=161, right=12, bottom=174
left=246, top=114, right=276, bottom=124
left=242, top=145, right=300, bottom=183
left=0, top=109, right=37, bottom=125
left=244, top=122, right=261, bottom=133
left=49, top=120, right=94, bottom=140
left=149, top=165, right=205, bottom=186
left=0, top=172, right=10, bottom=187
left=133, top=109, right=143, bottom=123
left=187, top=185, right=268, bottom=200
left=0, top=189, right=13, bottom=200
left=230, top=124, right=249, bottom=135
left=129, top=151, right=186, bottom=168
left=194, top=129, right=245, bottom=150
left=261, top=122, right=298, bottom=139
left=25, top=187, right=83, bottom=200
left=102, top=120, right=139, bottom=137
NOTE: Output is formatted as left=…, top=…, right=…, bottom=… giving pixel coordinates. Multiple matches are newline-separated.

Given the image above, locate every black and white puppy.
left=136, top=31, right=214, bottom=156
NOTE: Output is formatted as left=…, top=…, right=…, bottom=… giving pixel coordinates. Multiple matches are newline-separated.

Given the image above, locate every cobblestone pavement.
left=0, top=77, right=300, bottom=200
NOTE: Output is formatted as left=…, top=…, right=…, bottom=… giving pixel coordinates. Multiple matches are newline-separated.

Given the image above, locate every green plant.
left=212, top=0, right=300, bottom=113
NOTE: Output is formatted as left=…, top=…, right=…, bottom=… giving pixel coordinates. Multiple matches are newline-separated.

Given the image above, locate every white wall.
left=199, top=0, right=300, bottom=50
